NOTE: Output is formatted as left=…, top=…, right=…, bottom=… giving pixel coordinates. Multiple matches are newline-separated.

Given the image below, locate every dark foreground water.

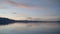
left=0, top=22, right=60, bottom=34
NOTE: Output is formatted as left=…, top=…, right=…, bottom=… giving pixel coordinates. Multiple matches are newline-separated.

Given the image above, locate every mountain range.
left=0, top=17, right=60, bottom=25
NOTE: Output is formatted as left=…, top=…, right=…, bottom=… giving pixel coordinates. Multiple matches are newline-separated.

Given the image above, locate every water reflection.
left=0, top=22, right=60, bottom=34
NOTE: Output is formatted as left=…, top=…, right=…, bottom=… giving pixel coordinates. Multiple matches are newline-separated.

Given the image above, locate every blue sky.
left=0, top=0, right=60, bottom=21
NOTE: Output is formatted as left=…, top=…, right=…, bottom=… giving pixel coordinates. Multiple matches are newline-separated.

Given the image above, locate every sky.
left=0, top=0, right=60, bottom=21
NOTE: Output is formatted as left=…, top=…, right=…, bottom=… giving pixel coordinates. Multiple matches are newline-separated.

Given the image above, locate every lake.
left=0, top=22, right=60, bottom=34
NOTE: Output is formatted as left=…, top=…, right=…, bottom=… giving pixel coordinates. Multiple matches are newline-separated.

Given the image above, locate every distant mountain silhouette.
left=0, top=17, right=59, bottom=25
left=0, top=17, right=40, bottom=25
left=0, top=17, right=16, bottom=25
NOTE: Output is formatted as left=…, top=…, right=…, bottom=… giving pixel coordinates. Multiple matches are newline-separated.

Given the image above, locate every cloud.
left=0, top=0, right=48, bottom=10
left=48, top=0, right=60, bottom=3
left=5, top=0, right=35, bottom=8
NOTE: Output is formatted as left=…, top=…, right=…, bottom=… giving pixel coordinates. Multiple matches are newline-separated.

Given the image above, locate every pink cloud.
left=0, top=0, right=48, bottom=10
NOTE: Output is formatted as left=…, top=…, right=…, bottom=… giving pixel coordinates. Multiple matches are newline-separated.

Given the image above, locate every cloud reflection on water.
left=0, top=23, right=60, bottom=34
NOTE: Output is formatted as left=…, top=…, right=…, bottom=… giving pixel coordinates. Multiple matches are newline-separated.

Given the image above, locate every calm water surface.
left=0, top=22, right=60, bottom=34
